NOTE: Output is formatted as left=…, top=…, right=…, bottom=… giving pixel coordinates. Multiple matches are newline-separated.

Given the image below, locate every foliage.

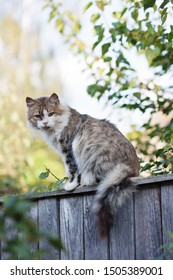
left=158, top=231, right=173, bottom=259
left=0, top=11, right=65, bottom=194
left=0, top=195, right=64, bottom=259
left=39, top=166, right=68, bottom=191
left=45, top=0, right=173, bottom=175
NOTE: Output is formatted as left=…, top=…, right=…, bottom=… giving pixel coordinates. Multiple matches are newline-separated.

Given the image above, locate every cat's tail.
left=93, top=163, right=136, bottom=238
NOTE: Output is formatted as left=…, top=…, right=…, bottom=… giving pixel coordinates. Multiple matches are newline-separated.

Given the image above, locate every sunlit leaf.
left=39, top=171, right=49, bottom=180
left=90, top=13, right=100, bottom=23
left=96, top=0, right=110, bottom=10
left=83, top=2, right=93, bottom=13
left=93, top=25, right=104, bottom=49
left=55, top=18, right=64, bottom=33
left=75, top=38, right=86, bottom=52
left=146, top=47, right=161, bottom=65
left=101, top=42, right=110, bottom=56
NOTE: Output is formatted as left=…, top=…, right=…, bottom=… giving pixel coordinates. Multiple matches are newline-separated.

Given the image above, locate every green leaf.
left=133, top=92, right=141, bottom=100
left=87, top=84, right=106, bottom=97
left=103, top=56, right=112, bottom=62
left=112, top=11, right=122, bottom=19
left=161, top=9, right=168, bottom=24
left=121, top=7, right=127, bottom=17
left=96, top=0, right=111, bottom=11
left=101, top=43, right=111, bottom=56
left=109, top=28, right=117, bottom=42
left=112, top=22, right=122, bottom=29
left=83, top=2, right=93, bottom=13
left=146, top=47, right=161, bottom=65
left=48, top=6, right=58, bottom=22
left=55, top=18, right=64, bottom=33
left=90, top=13, right=100, bottom=23
left=169, top=156, right=173, bottom=162
left=160, top=0, right=169, bottom=9
left=54, top=178, right=65, bottom=188
left=154, top=148, right=165, bottom=157
left=94, top=25, right=104, bottom=37
left=131, top=9, right=139, bottom=21
left=39, top=171, right=49, bottom=180
left=49, top=236, right=65, bottom=251
left=93, top=25, right=104, bottom=49
left=146, top=22, right=155, bottom=34
left=143, top=0, right=156, bottom=10
left=48, top=183, right=55, bottom=191
left=141, top=163, right=154, bottom=172
left=116, top=52, right=130, bottom=67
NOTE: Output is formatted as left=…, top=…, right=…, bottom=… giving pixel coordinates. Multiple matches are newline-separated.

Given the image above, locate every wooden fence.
left=0, top=174, right=173, bottom=260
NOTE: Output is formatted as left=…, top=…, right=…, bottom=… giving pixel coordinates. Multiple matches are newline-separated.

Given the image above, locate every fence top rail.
left=0, top=173, right=173, bottom=202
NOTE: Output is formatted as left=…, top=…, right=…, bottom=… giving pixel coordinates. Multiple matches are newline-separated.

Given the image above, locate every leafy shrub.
left=45, top=0, right=173, bottom=175
left=0, top=196, right=64, bottom=259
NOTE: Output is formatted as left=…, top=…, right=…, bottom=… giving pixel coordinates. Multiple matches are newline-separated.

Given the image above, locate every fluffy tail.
left=93, top=163, right=136, bottom=238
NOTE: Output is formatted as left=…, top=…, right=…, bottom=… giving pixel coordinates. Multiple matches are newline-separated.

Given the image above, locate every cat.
left=26, top=93, right=140, bottom=238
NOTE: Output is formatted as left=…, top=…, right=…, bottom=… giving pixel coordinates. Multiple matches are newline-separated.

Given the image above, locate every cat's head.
left=26, top=93, right=63, bottom=131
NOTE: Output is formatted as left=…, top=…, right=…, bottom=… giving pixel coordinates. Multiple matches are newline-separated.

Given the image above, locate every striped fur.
left=26, top=93, right=140, bottom=237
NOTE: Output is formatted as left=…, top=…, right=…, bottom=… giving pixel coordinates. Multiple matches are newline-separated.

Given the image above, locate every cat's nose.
left=43, top=121, right=48, bottom=125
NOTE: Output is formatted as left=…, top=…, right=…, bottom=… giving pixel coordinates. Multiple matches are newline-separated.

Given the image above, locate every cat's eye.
left=34, top=114, right=41, bottom=119
left=48, top=112, right=55, bottom=117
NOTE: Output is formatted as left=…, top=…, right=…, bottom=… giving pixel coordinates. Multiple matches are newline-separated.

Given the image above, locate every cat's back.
left=79, top=115, right=131, bottom=147
left=70, top=112, right=139, bottom=175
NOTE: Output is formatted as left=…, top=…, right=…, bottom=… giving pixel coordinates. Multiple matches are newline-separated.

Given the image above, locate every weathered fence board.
left=161, top=182, right=173, bottom=259
left=38, top=198, right=60, bottom=259
left=1, top=217, right=18, bottom=260
left=84, top=195, right=108, bottom=260
left=135, top=184, right=163, bottom=259
left=28, top=202, right=38, bottom=255
left=0, top=174, right=173, bottom=260
left=109, top=196, right=135, bottom=260
left=60, top=196, right=84, bottom=260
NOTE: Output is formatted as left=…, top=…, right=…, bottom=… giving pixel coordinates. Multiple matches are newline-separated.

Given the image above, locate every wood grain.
left=1, top=174, right=172, bottom=203
left=0, top=175, right=173, bottom=260
left=1, top=217, right=18, bottom=260
left=84, top=194, right=108, bottom=259
left=38, top=198, right=60, bottom=259
left=134, top=184, right=162, bottom=259
left=161, top=182, right=173, bottom=259
left=28, top=202, right=38, bottom=256
left=60, top=196, right=84, bottom=259
left=109, top=195, right=135, bottom=259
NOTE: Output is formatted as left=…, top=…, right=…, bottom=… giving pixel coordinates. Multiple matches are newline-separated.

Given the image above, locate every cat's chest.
left=41, top=131, right=61, bottom=153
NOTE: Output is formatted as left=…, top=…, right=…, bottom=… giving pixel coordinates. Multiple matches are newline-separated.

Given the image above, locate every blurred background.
left=0, top=0, right=113, bottom=194
left=0, top=0, right=66, bottom=194
left=0, top=0, right=172, bottom=195
left=0, top=0, right=131, bottom=194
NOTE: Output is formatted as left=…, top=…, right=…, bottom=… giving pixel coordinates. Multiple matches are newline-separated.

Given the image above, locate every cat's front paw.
left=63, top=181, right=78, bottom=191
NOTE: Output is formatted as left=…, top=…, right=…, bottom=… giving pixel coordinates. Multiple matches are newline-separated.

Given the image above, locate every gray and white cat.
left=26, top=93, right=140, bottom=237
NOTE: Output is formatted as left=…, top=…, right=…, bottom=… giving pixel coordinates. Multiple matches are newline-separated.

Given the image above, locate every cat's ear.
left=49, top=93, right=60, bottom=105
left=26, top=97, right=36, bottom=107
